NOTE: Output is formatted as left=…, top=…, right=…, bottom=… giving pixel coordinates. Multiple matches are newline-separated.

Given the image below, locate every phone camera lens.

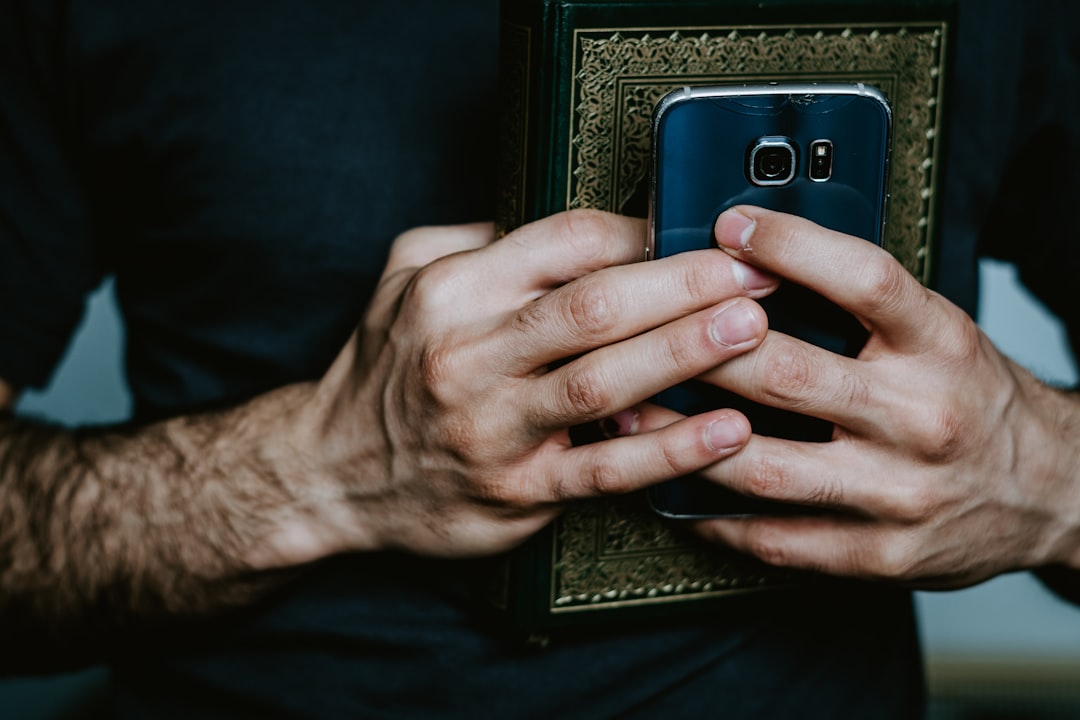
left=748, top=138, right=796, bottom=186
left=757, top=149, right=789, bottom=178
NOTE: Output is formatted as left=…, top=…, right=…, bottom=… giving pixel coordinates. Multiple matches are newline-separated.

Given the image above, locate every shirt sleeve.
left=0, top=0, right=105, bottom=390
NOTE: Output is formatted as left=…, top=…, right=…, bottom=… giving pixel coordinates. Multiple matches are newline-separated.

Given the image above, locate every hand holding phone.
left=648, top=82, right=892, bottom=518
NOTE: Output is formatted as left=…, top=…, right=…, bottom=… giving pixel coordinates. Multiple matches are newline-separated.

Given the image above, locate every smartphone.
left=647, top=82, right=892, bottom=518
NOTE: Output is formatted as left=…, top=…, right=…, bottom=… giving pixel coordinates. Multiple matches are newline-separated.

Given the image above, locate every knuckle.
left=744, top=526, right=793, bottom=568
left=656, top=328, right=702, bottom=377
left=406, top=260, right=459, bottom=316
left=891, top=483, right=938, bottom=524
left=563, top=277, right=621, bottom=337
left=560, top=365, right=612, bottom=418
left=677, top=254, right=727, bottom=306
left=417, top=343, right=453, bottom=392
left=858, top=254, right=918, bottom=317
left=580, top=458, right=627, bottom=498
left=434, top=413, right=486, bottom=464
left=914, top=407, right=967, bottom=462
left=556, top=209, right=619, bottom=264
left=938, top=314, right=984, bottom=366
left=513, top=298, right=550, bottom=336
left=417, top=344, right=452, bottom=389
left=744, top=454, right=794, bottom=500
left=416, top=341, right=467, bottom=405
left=656, top=433, right=688, bottom=477
left=758, top=343, right=818, bottom=405
left=561, top=208, right=616, bottom=243
left=871, top=537, right=919, bottom=581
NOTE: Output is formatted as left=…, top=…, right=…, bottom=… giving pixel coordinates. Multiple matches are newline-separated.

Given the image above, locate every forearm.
left=0, top=382, right=344, bottom=669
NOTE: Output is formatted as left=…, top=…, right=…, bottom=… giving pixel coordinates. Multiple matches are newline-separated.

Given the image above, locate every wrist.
left=1029, top=382, right=1080, bottom=605
left=244, top=380, right=386, bottom=570
left=1034, top=381, right=1080, bottom=569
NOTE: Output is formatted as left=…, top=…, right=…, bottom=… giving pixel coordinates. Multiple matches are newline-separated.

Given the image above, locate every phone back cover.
left=649, top=86, right=891, bottom=517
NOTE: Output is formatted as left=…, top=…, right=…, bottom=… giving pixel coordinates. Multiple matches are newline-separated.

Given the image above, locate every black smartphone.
left=647, top=82, right=892, bottom=518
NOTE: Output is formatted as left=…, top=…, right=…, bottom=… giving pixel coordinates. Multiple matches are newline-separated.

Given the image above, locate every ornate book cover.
left=491, top=0, right=955, bottom=630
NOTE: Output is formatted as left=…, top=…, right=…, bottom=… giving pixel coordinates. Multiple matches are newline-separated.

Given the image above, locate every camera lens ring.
left=748, top=137, right=797, bottom=186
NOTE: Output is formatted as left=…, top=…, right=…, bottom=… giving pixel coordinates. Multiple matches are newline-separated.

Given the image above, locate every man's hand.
left=266, top=210, right=777, bottom=562
left=679, top=206, right=1080, bottom=588
left=1, top=209, right=777, bottom=664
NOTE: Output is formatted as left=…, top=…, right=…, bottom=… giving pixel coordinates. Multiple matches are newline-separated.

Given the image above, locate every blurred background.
left=2, top=258, right=1079, bottom=717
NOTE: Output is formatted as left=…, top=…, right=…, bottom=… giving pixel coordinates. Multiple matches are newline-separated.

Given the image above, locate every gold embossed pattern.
left=545, top=23, right=947, bottom=614
left=570, top=24, right=946, bottom=281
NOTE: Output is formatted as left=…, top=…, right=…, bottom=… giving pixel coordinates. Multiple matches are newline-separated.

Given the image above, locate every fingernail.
left=600, top=408, right=639, bottom=438
left=710, top=302, right=759, bottom=347
left=716, top=208, right=755, bottom=250
left=731, top=258, right=775, bottom=291
left=706, top=418, right=745, bottom=452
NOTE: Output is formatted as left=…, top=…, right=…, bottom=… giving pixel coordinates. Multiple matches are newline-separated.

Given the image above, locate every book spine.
left=492, top=0, right=609, bottom=630
left=496, top=0, right=582, bottom=237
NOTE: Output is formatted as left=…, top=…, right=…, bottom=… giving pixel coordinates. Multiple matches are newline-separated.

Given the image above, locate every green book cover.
left=490, top=0, right=955, bottom=631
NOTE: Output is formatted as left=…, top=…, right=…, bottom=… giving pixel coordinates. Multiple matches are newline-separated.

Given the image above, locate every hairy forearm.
left=0, top=382, right=338, bottom=670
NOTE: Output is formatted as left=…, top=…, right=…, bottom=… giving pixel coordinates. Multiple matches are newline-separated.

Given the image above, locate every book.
left=491, top=0, right=955, bottom=631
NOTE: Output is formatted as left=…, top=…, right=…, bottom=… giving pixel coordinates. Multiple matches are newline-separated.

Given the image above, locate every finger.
left=714, top=206, right=942, bottom=347
left=480, top=210, right=650, bottom=294
left=366, top=223, right=496, bottom=331
left=594, top=398, right=908, bottom=521
left=547, top=408, right=752, bottom=502
left=699, top=329, right=887, bottom=434
left=533, top=297, right=768, bottom=428
left=598, top=401, right=690, bottom=440
left=692, top=514, right=892, bottom=579
left=385, top=222, right=496, bottom=277
left=692, top=433, right=901, bottom=516
left=499, top=247, right=777, bottom=371
left=384, top=211, right=657, bottom=335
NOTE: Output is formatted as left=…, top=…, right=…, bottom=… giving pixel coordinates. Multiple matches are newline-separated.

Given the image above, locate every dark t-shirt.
left=0, top=0, right=1075, bottom=717
left=0, top=0, right=501, bottom=420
